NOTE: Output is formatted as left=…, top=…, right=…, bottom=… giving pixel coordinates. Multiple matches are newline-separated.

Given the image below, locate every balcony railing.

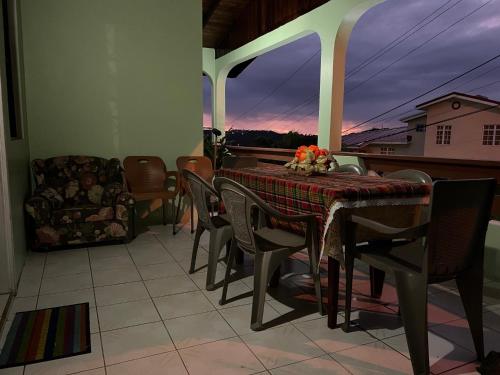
left=227, top=145, right=500, bottom=218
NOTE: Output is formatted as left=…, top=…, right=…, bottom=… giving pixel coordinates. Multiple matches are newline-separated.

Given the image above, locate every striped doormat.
left=0, top=303, right=90, bottom=369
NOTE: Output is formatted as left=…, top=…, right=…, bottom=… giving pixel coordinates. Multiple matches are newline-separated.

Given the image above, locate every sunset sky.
left=203, top=0, right=500, bottom=135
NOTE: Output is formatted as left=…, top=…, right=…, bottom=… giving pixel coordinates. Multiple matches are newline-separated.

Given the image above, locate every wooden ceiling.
left=203, top=0, right=328, bottom=56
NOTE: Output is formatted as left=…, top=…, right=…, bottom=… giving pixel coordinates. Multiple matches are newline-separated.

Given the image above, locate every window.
left=415, top=123, right=426, bottom=132
left=436, top=125, right=451, bottom=145
left=380, top=147, right=395, bottom=155
left=483, top=125, right=500, bottom=145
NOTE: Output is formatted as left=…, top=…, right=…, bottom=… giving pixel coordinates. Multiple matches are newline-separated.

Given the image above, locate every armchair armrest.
left=348, top=214, right=428, bottom=239
left=25, top=196, right=53, bottom=225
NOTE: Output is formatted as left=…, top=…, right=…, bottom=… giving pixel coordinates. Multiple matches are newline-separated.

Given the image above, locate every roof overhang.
left=202, top=0, right=328, bottom=56
left=400, top=112, right=427, bottom=122
left=416, top=92, right=500, bottom=110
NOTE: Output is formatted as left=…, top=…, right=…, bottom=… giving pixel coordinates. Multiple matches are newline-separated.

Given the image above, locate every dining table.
left=216, top=165, right=431, bottom=328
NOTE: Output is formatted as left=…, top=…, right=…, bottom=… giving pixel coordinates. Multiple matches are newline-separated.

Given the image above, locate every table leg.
left=327, top=256, right=340, bottom=329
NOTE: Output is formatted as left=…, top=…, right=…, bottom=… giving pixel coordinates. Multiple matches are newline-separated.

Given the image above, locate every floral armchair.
left=25, top=156, right=135, bottom=250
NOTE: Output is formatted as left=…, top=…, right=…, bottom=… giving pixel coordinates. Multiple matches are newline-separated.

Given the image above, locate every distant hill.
left=204, top=129, right=318, bottom=149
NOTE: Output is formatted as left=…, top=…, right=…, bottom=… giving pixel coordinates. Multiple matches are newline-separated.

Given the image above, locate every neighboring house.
left=416, top=92, right=500, bottom=161
left=342, top=126, right=415, bottom=155
left=345, top=92, right=500, bottom=161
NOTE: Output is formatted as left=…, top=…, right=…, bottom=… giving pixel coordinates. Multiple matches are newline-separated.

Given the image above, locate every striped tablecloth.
left=216, top=165, right=431, bottom=264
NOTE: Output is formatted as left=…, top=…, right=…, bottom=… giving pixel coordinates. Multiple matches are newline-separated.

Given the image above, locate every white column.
left=317, top=31, right=348, bottom=151
left=212, top=72, right=227, bottom=136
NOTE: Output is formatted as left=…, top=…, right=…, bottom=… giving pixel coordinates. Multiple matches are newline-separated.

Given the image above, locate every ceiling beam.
left=203, top=0, right=222, bottom=27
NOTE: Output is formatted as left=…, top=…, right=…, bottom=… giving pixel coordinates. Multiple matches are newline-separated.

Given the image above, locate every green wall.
left=20, top=0, right=203, bottom=170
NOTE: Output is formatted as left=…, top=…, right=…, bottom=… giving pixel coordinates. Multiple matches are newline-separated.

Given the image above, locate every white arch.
left=202, top=0, right=385, bottom=149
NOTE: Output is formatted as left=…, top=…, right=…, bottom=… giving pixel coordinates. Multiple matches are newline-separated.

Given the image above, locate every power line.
left=344, top=0, right=493, bottom=96
left=468, top=79, right=500, bottom=92
left=227, top=49, right=320, bottom=125
left=347, top=102, right=500, bottom=146
left=341, top=51, right=500, bottom=134
left=448, top=63, right=500, bottom=91
left=346, top=0, right=460, bottom=79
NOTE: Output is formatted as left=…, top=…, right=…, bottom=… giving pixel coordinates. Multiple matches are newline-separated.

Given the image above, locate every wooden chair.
left=175, top=156, right=214, bottom=234
left=123, top=156, right=180, bottom=235
left=343, top=178, right=496, bottom=375
left=214, top=177, right=323, bottom=331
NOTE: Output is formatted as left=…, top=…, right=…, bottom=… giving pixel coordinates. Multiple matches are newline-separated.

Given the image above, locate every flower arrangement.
left=284, top=145, right=336, bottom=176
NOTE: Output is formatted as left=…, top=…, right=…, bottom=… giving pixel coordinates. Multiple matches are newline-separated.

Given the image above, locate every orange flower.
left=295, top=145, right=308, bottom=158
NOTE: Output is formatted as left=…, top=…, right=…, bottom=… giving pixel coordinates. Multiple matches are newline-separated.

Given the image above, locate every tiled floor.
left=1, top=225, right=499, bottom=375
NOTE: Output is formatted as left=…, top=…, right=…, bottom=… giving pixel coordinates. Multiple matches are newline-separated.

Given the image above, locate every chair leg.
left=370, top=266, right=386, bottom=298
left=206, top=229, right=227, bottom=291
left=174, top=194, right=183, bottom=236
left=308, top=244, right=324, bottom=317
left=190, top=197, right=195, bottom=234
left=456, top=261, right=484, bottom=361
left=394, top=271, right=429, bottom=375
left=189, top=225, right=204, bottom=274
left=251, top=250, right=288, bottom=331
left=343, top=252, right=355, bottom=332
left=220, top=239, right=237, bottom=305
left=162, top=199, right=167, bottom=226
left=171, top=198, right=177, bottom=235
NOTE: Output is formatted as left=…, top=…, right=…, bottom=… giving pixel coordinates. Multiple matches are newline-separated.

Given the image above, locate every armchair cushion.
left=52, top=206, right=115, bottom=225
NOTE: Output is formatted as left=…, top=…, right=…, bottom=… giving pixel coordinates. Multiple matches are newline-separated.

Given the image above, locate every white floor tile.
left=179, top=337, right=265, bottom=375
left=0, top=366, right=24, bottom=375
left=39, top=273, right=93, bottom=295
left=129, top=247, right=174, bottom=266
left=164, top=310, right=236, bottom=349
left=94, top=281, right=149, bottom=306
left=219, top=302, right=282, bottom=335
left=106, top=352, right=188, bottom=375
left=240, top=325, right=325, bottom=369
left=154, top=291, right=214, bottom=320
left=349, top=307, right=405, bottom=340
left=330, top=341, right=413, bottom=375
left=144, top=275, right=198, bottom=297
left=37, top=288, right=95, bottom=309
left=101, top=321, right=175, bottom=365
left=43, top=261, right=90, bottom=278
left=383, top=331, right=476, bottom=374
left=202, top=280, right=254, bottom=309
left=90, top=255, right=135, bottom=271
left=137, top=262, right=185, bottom=280
left=269, top=355, right=350, bottom=375
left=294, top=316, right=377, bottom=353
left=92, top=266, right=141, bottom=287
left=24, top=333, right=104, bottom=375
left=89, top=245, right=128, bottom=260
left=45, top=249, right=88, bottom=265
left=16, top=274, right=42, bottom=298
left=98, top=299, right=160, bottom=331
left=6, top=296, right=37, bottom=320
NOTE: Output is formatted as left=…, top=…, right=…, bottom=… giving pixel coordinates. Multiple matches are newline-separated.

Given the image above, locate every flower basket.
left=284, top=145, right=337, bottom=176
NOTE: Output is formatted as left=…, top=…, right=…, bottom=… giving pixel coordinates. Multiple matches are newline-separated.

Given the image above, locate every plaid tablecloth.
left=216, top=165, right=431, bottom=264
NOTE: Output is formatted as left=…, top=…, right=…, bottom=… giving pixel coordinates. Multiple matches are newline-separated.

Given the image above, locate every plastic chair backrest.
left=386, top=169, right=432, bottom=184
left=336, top=164, right=367, bottom=176
left=176, top=156, right=214, bottom=182
left=123, top=156, right=167, bottom=193
left=426, top=178, right=496, bottom=278
left=182, top=169, right=218, bottom=229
